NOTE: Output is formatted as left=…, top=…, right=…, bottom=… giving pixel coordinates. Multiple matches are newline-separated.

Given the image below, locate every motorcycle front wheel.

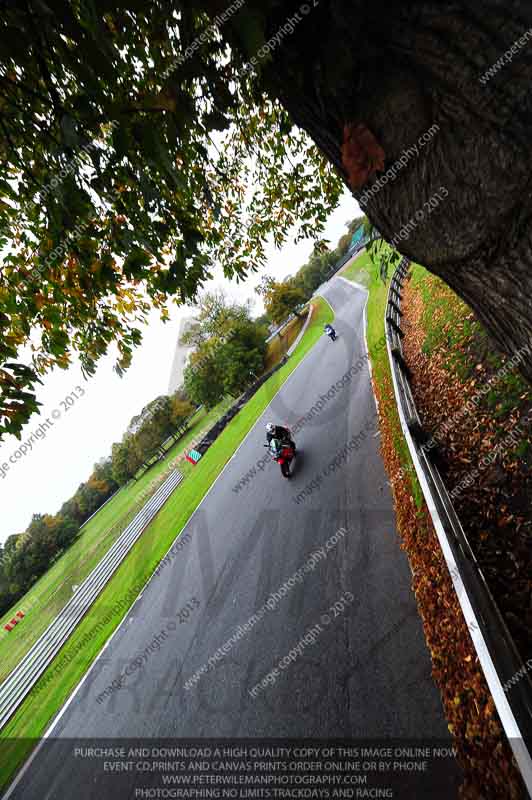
left=280, top=462, right=291, bottom=478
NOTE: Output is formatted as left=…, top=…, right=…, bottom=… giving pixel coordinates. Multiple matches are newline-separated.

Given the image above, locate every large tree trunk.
left=218, top=0, right=532, bottom=379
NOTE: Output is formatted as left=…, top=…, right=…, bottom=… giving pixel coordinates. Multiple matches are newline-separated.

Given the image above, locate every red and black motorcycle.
left=265, top=437, right=296, bottom=478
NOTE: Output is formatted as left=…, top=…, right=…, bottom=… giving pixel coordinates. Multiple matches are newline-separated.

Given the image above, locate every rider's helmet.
left=266, top=423, right=275, bottom=435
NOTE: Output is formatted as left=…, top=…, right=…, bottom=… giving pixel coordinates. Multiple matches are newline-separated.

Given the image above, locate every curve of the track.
left=6, top=278, right=457, bottom=799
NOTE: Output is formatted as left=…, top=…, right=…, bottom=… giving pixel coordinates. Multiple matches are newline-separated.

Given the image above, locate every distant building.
left=167, top=316, right=198, bottom=395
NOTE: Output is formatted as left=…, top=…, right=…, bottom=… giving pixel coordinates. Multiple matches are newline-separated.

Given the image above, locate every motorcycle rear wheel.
left=281, top=462, right=291, bottom=478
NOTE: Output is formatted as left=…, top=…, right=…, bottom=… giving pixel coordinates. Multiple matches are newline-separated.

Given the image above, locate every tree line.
left=0, top=285, right=271, bottom=616
left=0, top=390, right=195, bottom=616
left=254, top=216, right=365, bottom=326
left=183, top=219, right=364, bottom=408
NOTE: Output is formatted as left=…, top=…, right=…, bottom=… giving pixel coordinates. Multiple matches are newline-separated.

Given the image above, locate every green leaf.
left=204, top=111, right=231, bottom=131
left=123, top=246, right=151, bottom=279
left=61, top=115, right=79, bottom=148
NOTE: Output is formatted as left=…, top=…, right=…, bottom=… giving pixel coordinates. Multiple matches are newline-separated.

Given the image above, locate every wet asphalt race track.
left=5, top=276, right=459, bottom=798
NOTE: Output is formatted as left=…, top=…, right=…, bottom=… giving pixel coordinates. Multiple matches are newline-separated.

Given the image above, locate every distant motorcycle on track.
left=324, top=323, right=337, bottom=341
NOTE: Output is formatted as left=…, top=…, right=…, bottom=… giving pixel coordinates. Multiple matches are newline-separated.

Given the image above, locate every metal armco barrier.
left=0, top=469, right=183, bottom=730
left=386, top=259, right=532, bottom=796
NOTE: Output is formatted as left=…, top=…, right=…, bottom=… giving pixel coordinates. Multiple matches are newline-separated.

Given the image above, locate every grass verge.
left=338, top=250, right=372, bottom=286
left=0, top=400, right=234, bottom=682
left=0, top=296, right=332, bottom=792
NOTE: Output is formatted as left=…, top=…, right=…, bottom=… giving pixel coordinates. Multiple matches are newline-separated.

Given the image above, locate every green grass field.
left=339, top=250, right=372, bottom=286
left=0, top=400, right=237, bottom=683
left=0, top=296, right=332, bottom=791
left=326, top=252, right=425, bottom=510
left=341, top=254, right=424, bottom=509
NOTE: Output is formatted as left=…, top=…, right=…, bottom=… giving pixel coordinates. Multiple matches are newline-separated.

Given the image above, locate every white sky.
left=0, top=190, right=360, bottom=542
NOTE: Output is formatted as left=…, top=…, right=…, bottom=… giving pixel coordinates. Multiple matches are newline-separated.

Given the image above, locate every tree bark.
left=216, top=0, right=532, bottom=379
